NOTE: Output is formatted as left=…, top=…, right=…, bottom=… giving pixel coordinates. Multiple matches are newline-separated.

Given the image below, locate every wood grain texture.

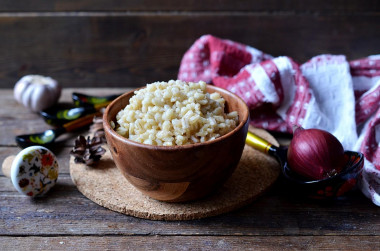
left=0, top=236, right=379, bottom=251
left=1, top=88, right=379, bottom=249
left=0, top=5, right=379, bottom=88
left=0, top=0, right=378, bottom=12
left=0, top=88, right=130, bottom=146
left=0, top=176, right=378, bottom=236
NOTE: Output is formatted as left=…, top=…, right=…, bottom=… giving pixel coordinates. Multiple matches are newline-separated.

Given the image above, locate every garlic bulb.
left=14, top=75, right=61, bottom=112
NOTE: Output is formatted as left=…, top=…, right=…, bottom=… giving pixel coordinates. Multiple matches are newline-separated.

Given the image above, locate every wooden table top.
left=1, top=88, right=379, bottom=250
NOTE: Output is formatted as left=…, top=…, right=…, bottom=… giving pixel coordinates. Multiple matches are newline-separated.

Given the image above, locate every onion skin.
left=287, top=127, right=345, bottom=180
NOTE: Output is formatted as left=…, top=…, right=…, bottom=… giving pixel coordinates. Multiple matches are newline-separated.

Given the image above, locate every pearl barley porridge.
left=114, top=80, right=239, bottom=146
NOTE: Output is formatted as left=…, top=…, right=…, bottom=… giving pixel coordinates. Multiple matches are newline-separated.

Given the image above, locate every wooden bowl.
left=103, top=85, right=249, bottom=202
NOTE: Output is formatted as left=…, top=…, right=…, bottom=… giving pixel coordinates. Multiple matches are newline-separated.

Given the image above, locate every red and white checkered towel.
left=178, top=35, right=380, bottom=205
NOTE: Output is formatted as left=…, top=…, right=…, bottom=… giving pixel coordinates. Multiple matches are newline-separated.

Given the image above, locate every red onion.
left=287, top=127, right=346, bottom=180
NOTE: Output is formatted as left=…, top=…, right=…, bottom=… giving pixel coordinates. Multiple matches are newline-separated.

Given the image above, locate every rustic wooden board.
left=0, top=14, right=378, bottom=88
left=1, top=88, right=379, bottom=249
left=0, top=175, right=378, bottom=236
left=0, top=0, right=377, bottom=11
left=0, top=236, right=379, bottom=250
left=0, top=88, right=130, bottom=145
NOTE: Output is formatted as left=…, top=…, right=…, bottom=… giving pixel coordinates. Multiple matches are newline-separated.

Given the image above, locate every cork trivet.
left=70, top=127, right=280, bottom=221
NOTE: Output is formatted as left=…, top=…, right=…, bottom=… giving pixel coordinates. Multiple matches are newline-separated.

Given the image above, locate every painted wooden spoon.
left=15, top=113, right=100, bottom=148
left=40, top=102, right=109, bottom=126
left=246, top=131, right=364, bottom=199
left=72, top=92, right=120, bottom=106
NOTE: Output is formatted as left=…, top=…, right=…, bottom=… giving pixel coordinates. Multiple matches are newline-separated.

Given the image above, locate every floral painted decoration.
left=11, top=146, right=59, bottom=197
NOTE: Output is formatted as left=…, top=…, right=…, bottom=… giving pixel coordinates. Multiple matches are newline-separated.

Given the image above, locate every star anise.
left=70, top=135, right=106, bottom=165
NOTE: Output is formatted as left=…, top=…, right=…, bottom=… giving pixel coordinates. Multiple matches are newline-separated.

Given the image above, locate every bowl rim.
left=103, top=84, right=250, bottom=150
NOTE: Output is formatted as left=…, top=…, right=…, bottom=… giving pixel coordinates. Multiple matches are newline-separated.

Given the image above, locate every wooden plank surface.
left=0, top=88, right=379, bottom=250
left=0, top=88, right=128, bottom=146
left=1, top=176, right=378, bottom=236
left=0, top=1, right=379, bottom=88
left=0, top=0, right=377, bottom=12
left=0, top=236, right=379, bottom=251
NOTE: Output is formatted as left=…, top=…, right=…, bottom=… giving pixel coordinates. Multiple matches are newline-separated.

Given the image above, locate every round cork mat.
left=70, top=127, right=280, bottom=221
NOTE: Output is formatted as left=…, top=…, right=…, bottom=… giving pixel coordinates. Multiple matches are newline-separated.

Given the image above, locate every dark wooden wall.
left=0, top=0, right=379, bottom=88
